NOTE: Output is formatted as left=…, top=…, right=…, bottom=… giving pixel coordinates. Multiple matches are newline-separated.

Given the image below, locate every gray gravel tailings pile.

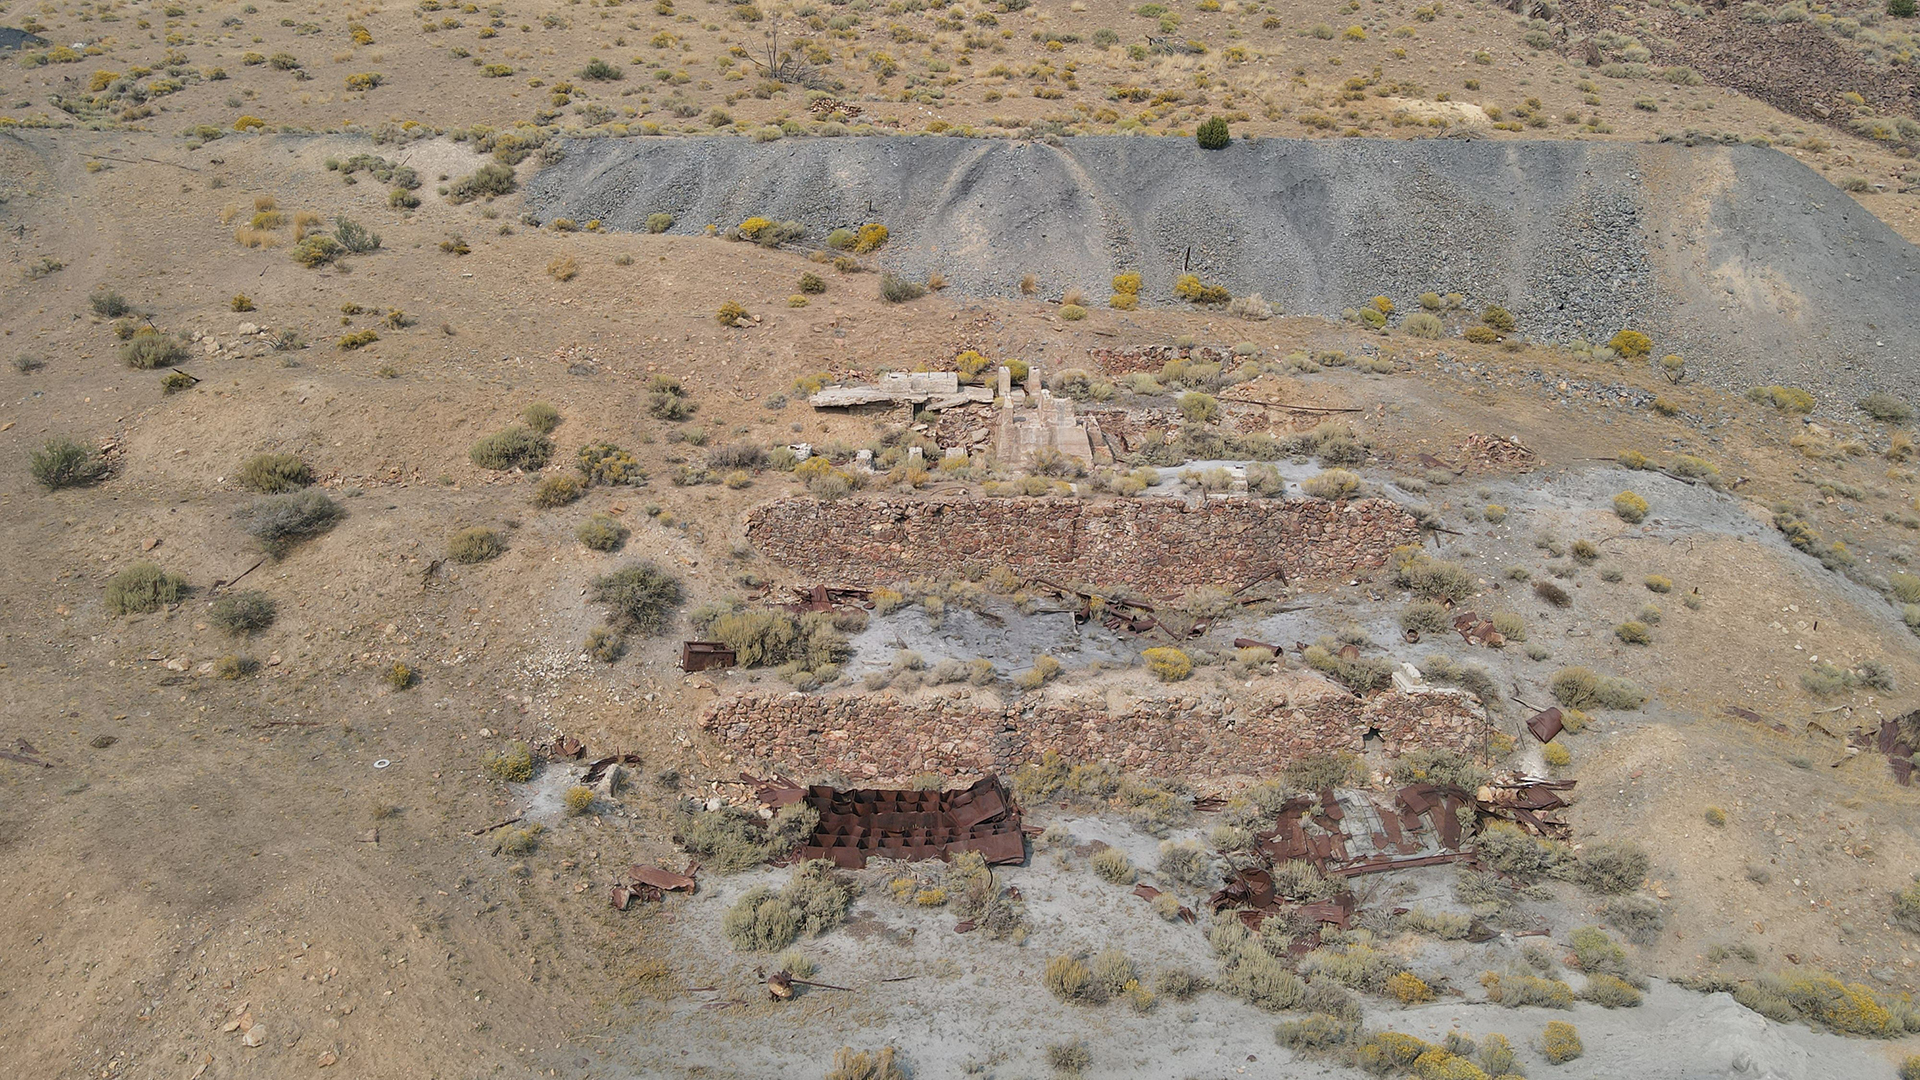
left=526, top=136, right=1920, bottom=401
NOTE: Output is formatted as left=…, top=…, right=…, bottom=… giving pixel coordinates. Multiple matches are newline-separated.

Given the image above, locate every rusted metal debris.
left=1028, top=577, right=1162, bottom=633
left=210, top=556, right=268, bottom=593
left=1526, top=708, right=1564, bottom=744
left=1230, top=565, right=1290, bottom=595
left=1131, top=883, right=1195, bottom=923
left=753, top=775, right=1026, bottom=869
left=1209, top=866, right=1356, bottom=938
left=1451, top=611, right=1506, bottom=649
left=746, top=772, right=807, bottom=806
left=764, top=968, right=846, bottom=1000
left=1253, top=784, right=1475, bottom=868
left=1850, top=715, right=1917, bottom=787
left=777, top=584, right=873, bottom=614
left=1327, top=852, right=1476, bottom=878
left=1207, top=774, right=1578, bottom=941
left=679, top=641, right=737, bottom=673
left=470, top=815, right=524, bottom=836
left=2, top=739, right=53, bottom=768
left=1233, top=638, right=1282, bottom=657
left=531, top=733, right=588, bottom=760
left=1028, top=577, right=1272, bottom=639
left=1458, top=433, right=1536, bottom=473
left=630, top=864, right=699, bottom=891
left=1477, top=776, right=1576, bottom=839
left=1211, top=783, right=1478, bottom=936
left=611, top=862, right=699, bottom=909
left=584, top=753, right=642, bottom=786
left=1723, top=705, right=1791, bottom=735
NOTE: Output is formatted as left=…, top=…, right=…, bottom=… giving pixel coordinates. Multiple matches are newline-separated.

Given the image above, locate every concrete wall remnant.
left=810, top=371, right=992, bottom=410
left=993, top=364, right=1100, bottom=470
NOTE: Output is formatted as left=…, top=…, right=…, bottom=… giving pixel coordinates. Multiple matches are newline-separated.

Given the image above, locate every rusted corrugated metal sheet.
left=761, top=775, right=1025, bottom=870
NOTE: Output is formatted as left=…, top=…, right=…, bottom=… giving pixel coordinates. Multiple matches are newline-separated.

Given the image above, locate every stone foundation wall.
left=699, top=684, right=1485, bottom=782
left=744, top=496, right=1421, bottom=592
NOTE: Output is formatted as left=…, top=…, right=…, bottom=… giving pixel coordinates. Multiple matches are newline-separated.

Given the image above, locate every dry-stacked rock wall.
left=745, top=496, right=1420, bottom=591
left=699, top=682, right=1485, bottom=782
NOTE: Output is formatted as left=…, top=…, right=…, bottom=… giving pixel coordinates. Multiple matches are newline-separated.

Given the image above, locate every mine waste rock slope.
left=527, top=135, right=1920, bottom=401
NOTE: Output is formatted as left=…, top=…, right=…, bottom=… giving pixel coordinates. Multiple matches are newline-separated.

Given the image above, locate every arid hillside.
left=2, top=0, right=1920, bottom=1075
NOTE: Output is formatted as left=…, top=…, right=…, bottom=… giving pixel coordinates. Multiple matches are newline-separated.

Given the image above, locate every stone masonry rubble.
left=745, top=495, right=1422, bottom=592
left=699, top=677, right=1486, bottom=782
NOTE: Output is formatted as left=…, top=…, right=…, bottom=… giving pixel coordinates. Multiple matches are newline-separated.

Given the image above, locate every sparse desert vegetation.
left=5, top=5, right=1920, bottom=1077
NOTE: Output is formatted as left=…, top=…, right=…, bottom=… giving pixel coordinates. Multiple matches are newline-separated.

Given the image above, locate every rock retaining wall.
left=744, top=495, right=1421, bottom=592
left=699, top=683, right=1486, bottom=782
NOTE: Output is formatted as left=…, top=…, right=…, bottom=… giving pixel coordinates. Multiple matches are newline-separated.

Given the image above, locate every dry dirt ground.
left=2, top=26, right=1920, bottom=1078
left=1, top=0, right=1916, bottom=236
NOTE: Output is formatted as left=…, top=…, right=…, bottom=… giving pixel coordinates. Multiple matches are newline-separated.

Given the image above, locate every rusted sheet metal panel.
left=614, top=862, right=701, bottom=908
left=1450, top=611, right=1505, bottom=647
left=629, top=865, right=698, bottom=891
left=1436, top=791, right=1464, bottom=848
left=763, top=774, right=1024, bottom=869
left=680, top=641, right=737, bottom=672
left=1475, top=776, right=1575, bottom=837
left=953, top=830, right=1027, bottom=866
left=1295, top=896, right=1355, bottom=927
left=947, top=777, right=1011, bottom=829
left=1326, top=851, right=1478, bottom=877
left=1526, top=707, right=1564, bottom=743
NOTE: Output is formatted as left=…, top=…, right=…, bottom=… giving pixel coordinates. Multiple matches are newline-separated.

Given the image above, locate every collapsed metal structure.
left=1207, top=776, right=1575, bottom=936
left=753, top=774, right=1026, bottom=869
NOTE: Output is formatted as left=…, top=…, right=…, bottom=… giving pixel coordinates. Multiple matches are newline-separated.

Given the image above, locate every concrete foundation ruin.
left=809, top=371, right=994, bottom=410
left=992, top=364, right=1106, bottom=470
